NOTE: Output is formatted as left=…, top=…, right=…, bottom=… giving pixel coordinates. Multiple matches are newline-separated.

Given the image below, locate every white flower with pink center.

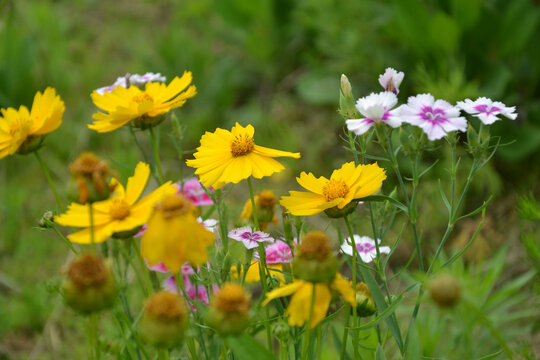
left=341, top=235, right=390, bottom=263
left=346, top=92, right=402, bottom=135
left=228, top=226, right=274, bottom=249
left=378, top=67, right=404, bottom=94
left=397, top=93, right=467, bottom=141
left=260, top=240, right=293, bottom=264
left=179, top=178, right=214, bottom=206
left=457, top=97, right=517, bottom=125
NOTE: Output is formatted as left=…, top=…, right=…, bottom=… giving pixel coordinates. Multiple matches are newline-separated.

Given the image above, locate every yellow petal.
left=124, top=162, right=150, bottom=205
left=280, top=191, right=327, bottom=216
left=296, top=172, right=327, bottom=194
left=263, top=280, right=305, bottom=305
left=253, top=144, right=300, bottom=159
left=332, top=274, right=356, bottom=306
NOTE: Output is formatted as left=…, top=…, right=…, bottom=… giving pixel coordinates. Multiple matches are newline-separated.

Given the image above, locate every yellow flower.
left=186, top=123, right=300, bottom=189
left=280, top=161, right=386, bottom=216
left=56, top=162, right=176, bottom=244
left=263, top=274, right=356, bottom=328
left=0, top=87, right=64, bottom=159
left=89, top=72, right=196, bottom=133
left=230, top=261, right=286, bottom=284
left=142, top=194, right=214, bottom=273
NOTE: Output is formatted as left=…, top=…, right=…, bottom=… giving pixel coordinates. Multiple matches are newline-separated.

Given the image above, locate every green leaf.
left=375, top=344, right=387, bottom=360
left=226, top=334, right=277, bottom=360
left=404, top=321, right=422, bottom=360
left=362, top=195, right=408, bottom=213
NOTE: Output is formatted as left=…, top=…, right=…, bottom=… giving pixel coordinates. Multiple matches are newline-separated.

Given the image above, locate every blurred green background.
left=1, top=0, right=539, bottom=358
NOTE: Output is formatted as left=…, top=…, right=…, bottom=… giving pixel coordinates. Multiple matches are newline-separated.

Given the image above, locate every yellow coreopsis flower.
left=280, top=161, right=386, bottom=216
left=56, top=162, right=176, bottom=243
left=186, top=123, right=300, bottom=189
left=142, top=194, right=214, bottom=273
left=88, top=71, right=196, bottom=133
left=263, top=274, right=355, bottom=328
left=0, top=87, right=64, bottom=159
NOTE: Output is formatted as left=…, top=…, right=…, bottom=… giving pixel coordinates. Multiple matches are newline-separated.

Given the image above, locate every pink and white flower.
left=346, top=92, right=402, bottom=135
left=457, top=97, right=517, bottom=125
left=164, top=274, right=219, bottom=309
left=197, top=217, right=218, bottom=232
left=228, top=226, right=274, bottom=249
left=260, top=240, right=293, bottom=264
left=341, top=235, right=390, bottom=263
left=94, top=72, right=167, bottom=95
left=397, top=93, right=467, bottom=141
left=378, top=67, right=404, bottom=94
left=179, top=178, right=214, bottom=206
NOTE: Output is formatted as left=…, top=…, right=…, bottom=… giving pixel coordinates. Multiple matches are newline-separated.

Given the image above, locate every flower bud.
left=241, top=190, right=279, bottom=230
left=354, top=283, right=376, bottom=317
left=271, top=321, right=289, bottom=342
left=67, top=152, right=115, bottom=204
left=38, top=211, right=55, bottom=229
left=324, top=200, right=357, bottom=218
left=428, top=274, right=461, bottom=308
left=16, top=135, right=44, bottom=154
left=132, top=113, right=167, bottom=130
left=138, top=291, right=187, bottom=348
left=62, top=253, right=116, bottom=314
left=340, top=74, right=353, bottom=99
left=293, top=231, right=339, bottom=283
left=205, top=283, right=251, bottom=336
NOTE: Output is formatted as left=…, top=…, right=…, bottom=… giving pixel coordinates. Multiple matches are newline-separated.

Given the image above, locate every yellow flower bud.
left=138, top=291, right=187, bottom=348
left=67, top=152, right=115, bottom=204
left=205, top=283, right=251, bottom=335
left=62, top=253, right=116, bottom=314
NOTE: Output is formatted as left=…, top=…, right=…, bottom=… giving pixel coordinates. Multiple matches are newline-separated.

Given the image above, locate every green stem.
left=246, top=177, right=260, bottom=230
left=89, top=313, right=100, bottom=360
left=301, top=284, right=316, bottom=360
left=343, top=216, right=359, bottom=358
left=118, top=240, right=150, bottom=297
left=149, top=126, right=164, bottom=184
left=51, top=224, right=78, bottom=254
left=89, top=203, right=96, bottom=253
left=340, top=308, right=351, bottom=360
left=132, top=238, right=154, bottom=294
left=34, top=151, right=64, bottom=211
left=130, top=126, right=159, bottom=184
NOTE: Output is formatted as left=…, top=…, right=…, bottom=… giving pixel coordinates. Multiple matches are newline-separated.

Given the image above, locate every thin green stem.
left=51, top=224, right=78, bottom=254
left=34, top=151, right=64, bottom=211
left=301, top=284, right=317, bottom=360
left=89, top=203, right=96, bottom=252
left=149, top=127, right=164, bottom=184
left=130, top=126, right=159, bottom=184
left=343, top=216, right=359, bottom=359
left=340, top=307, right=351, bottom=360
left=131, top=238, right=154, bottom=294
left=247, top=177, right=260, bottom=230
left=118, top=240, right=150, bottom=297
left=89, top=313, right=100, bottom=360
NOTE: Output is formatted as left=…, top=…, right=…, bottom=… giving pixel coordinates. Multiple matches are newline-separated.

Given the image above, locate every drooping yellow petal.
left=263, top=280, right=304, bottom=305
left=332, top=274, right=356, bottom=306
left=286, top=282, right=331, bottom=328
left=124, top=162, right=150, bottom=205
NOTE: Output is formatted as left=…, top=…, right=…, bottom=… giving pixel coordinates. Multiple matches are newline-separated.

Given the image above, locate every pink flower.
left=341, top=235, right=390, bottom=263
left=263, top=240, right=293, bottom=264
left=179, top=178, right=213, bottom=206
left=378, top=68, right=404, bottom=95
left=228, top=226, right=274, bottom=250
left=396, top=93, right=467, bottom=141
left=346, top=92, right=401, bottom=135
left=457, top=97, right=517, bottom=125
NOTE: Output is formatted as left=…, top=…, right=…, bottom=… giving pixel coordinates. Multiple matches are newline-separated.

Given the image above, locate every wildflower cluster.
left=3, top=67, right=514, bottom=358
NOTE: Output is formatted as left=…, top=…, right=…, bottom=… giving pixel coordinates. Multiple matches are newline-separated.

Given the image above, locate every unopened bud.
left=272, top=321, right=289, bottom=342
left=38, top=211, right=55, bottom=229
left=324, top=200, right=357, bottom=218
left=293, top=231, right=339, bottom=283
left=138, top=291, right=187, bottom=348
left=206, top=283, right=251, bottom=335
left=354, top=283, right=376, bottom=317
left=63, top=253, right=116, bottom=314
left=428, top=274, right=461, bottom=308
left=340, top=74, right=353, bottom=99
left=67, top=152, right=114, bottom=204
left=17, top=135, right=44, bottom=155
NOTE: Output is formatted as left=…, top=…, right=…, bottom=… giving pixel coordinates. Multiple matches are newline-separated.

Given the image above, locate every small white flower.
left=457, top=97, right=517, bottom=125
left=94, top=72, right=167, bottom=95
left=228, top=226, right=274, bottom=250
left=396, top=93, right=467, bottom=141
left=341, top=235, right=390, bottom=263
left=197, top=217, right=218, bottom=232
left=378, top=67, right=404, bottom=95
left=346, top=92, right=402, bottom=135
